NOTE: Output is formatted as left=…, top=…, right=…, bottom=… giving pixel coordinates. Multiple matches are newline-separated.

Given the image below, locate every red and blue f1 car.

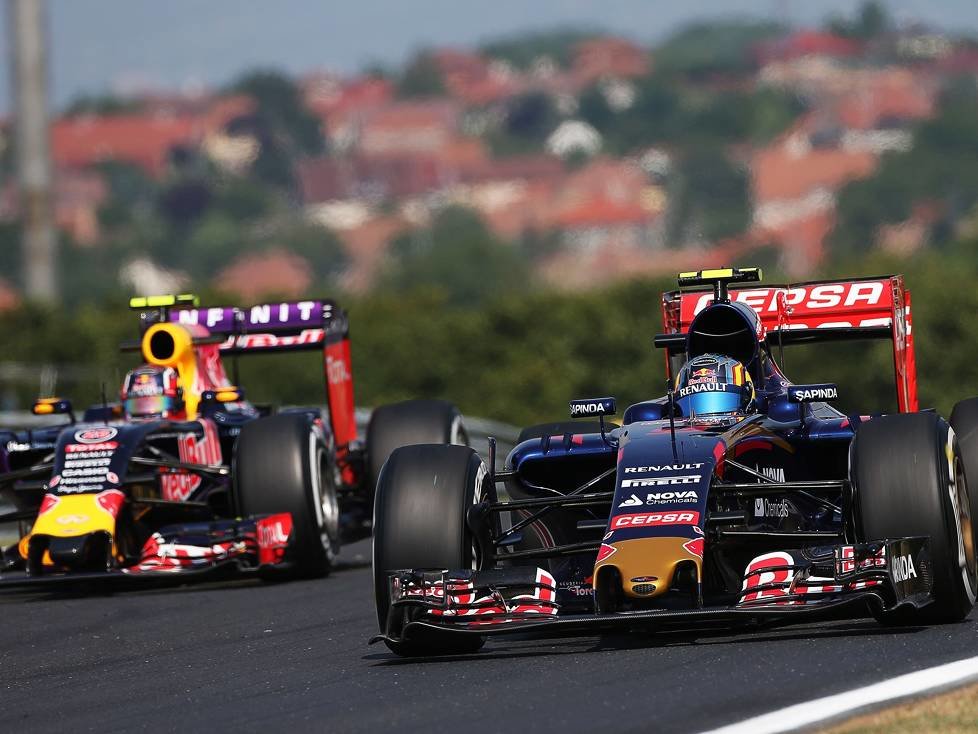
left=0, top=295, right=467, bottom=586
left=371, top=268, right=978, bottom=656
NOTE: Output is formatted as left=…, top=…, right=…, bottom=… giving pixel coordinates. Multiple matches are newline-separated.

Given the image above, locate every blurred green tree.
left=481, top=29, right=595, bottom=70
left=668, top=146, right=750, bottom=243
left=395, top=52, right=446, bottom=98
left=382, top=206, right=530, bottom=306
left=231, top=69, right=326, bottom=189
left=655, top=20, right=785, bottom=79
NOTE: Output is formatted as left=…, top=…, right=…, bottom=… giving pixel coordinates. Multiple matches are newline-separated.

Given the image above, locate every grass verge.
left=822, top=680, right=978, bottom=733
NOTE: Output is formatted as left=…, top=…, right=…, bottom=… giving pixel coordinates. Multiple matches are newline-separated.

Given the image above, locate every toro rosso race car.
left=0, top=295, right=466, bottom=586
left=371, top=268, right=978, bottom=656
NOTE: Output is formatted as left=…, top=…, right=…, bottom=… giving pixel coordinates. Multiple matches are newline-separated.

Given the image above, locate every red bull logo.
left=689, top=368, right=718, bottom=385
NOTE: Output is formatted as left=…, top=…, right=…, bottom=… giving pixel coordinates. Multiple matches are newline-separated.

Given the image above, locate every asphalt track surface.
left=2, top=538, right=978, bottom=734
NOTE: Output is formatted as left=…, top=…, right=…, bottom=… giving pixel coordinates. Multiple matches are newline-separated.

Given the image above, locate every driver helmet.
left=121, top=365, right=184, bottom=419
left=675, top=353, right=755, bottom=419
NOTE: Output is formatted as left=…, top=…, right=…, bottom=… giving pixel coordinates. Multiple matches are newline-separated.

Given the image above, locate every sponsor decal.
left=73, top=427, right=118, bottom=444
left=757, top=466, right=785, bottom=483
left=690, top=282, right=887, bottom=318
left=610, top=511, right=699, bottom=530
left=569, top=398, right=616, bottom=417
left=161, top=420, right=222, bottom=502
left=688, top=367, right=717, bottom=385
left=618, top=490, right=698, bottom=507
left=64, top=457, right=112, bottom=469
left=788, top=384, right=838, bottom=402
left=621, top=476, right=700, bottom=489
left=248, top=302, right=318, bottom=326
left=326, top=355, right=351, bottom=385
left=558, top=581, right=594, bottom=597
left=129, top=371, right=165, bottom=398
left=683, top=537, right=704, bottom=558
left=227, top=329, right=325, bottom=351
left=256, top=513, right=294, bottom=565
left=57, top=440, right=121, bottom=491
left=257, top=518, right=291, bottom=546
left=678, top=382, right=730, bottom=399
left=740, top=551, right=795, bottom=603
left=6, top=441, right=30, bottom=452
left=175, top=301, right=322, bottom=331
left=65, top=443, right=118, bottom=453
left=623, top=463, right=704, bottom=474
left=56, top=514, right=90, bottom=525
left=892, top=553, right=918, bottom=582
left=595, top=543, right=617, bottom=562
left=754, top=498, right=790, bottom=518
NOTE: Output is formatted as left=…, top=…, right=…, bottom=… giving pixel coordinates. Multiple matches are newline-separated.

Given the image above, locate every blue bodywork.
left=504, top=295, right=865, bottom=609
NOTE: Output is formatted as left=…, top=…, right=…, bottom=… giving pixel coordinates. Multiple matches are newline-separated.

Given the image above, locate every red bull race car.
left=371, top=268, right=978, bottom=656
left=0, top=295, right=466, bottom=587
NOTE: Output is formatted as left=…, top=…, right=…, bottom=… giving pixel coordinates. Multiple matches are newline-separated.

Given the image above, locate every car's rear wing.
left=164, top=299, right=357, bottom=447
left=659, top=275, right=917, bottom=412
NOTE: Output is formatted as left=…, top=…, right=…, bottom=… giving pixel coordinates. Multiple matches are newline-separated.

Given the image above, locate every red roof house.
left=214, top=249, right=313, bottom=300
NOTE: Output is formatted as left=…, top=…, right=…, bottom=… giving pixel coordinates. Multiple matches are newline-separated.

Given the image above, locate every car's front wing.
left=0, top=513, right=295, bottom=588
left=371, top=538, right=932, bottom=647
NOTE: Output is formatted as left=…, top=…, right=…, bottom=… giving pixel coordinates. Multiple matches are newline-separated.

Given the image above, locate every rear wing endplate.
left=659, top=275, right=917, bottom=412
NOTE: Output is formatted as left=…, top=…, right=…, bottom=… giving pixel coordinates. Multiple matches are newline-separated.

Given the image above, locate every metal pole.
left=8, top=0, right=57, bottom=303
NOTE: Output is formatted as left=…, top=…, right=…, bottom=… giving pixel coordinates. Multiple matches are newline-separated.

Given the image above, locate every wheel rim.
left=954, top=453, right=977, bottom=587
left=308, top=437, right=338, bottom=554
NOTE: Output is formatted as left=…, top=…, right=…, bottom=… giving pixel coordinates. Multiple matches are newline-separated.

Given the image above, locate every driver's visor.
left=677, top=390, right=742, bottom=418
left=125, top=395, right=172, bottom=417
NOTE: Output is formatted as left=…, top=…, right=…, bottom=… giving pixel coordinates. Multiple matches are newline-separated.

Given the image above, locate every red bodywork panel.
left=661, top=275, right=917, bottom=412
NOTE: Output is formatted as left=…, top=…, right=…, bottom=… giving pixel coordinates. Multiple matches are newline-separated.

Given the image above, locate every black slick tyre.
left=235, top=413, right=339, bottom=578
left=850, top=412, right=977, bottom=623
left=373, top=444, right=493, bottom=656
left=366, top=399, right=467, bottom=503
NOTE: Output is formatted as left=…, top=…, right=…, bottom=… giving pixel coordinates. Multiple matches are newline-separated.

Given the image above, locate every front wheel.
left=366, top=399, right=467, bottom=503
left=851, top=412, right=977, bottom=623
left=235, top=413, right=339, bottom=578
left=373, top=444, right=493, bottom=656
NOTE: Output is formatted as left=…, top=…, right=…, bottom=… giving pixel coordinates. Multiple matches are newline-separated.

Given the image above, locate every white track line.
left=699, top=654, right=978, bottom=734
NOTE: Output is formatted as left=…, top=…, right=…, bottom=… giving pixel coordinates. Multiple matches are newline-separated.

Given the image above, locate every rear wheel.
left=366, top=400, right=467, bottom=502
left=373, top=444, right=493, bottom=656
left=850, top=412, right=977, bottom=623
left=235, top=413, right=339, bottom=578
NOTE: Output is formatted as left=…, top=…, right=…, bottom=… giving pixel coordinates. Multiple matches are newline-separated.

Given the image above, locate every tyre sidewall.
left=235, top=413, right=338, bottom=577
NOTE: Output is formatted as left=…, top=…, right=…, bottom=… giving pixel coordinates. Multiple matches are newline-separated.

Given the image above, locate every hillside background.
left=1, top=1, right=977, bottom=422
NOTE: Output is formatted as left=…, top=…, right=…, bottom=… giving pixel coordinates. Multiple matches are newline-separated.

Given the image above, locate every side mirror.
left=787, top=384, right=838, bottom=403
left=569, top=397, right=616, bottom=419
left=201, top=386, right=245, bottom=408
left=32, top=397, right=75, bottom=423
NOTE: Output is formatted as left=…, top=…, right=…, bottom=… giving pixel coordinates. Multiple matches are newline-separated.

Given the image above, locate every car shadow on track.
left=363, top=618, right=929, bottom=666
